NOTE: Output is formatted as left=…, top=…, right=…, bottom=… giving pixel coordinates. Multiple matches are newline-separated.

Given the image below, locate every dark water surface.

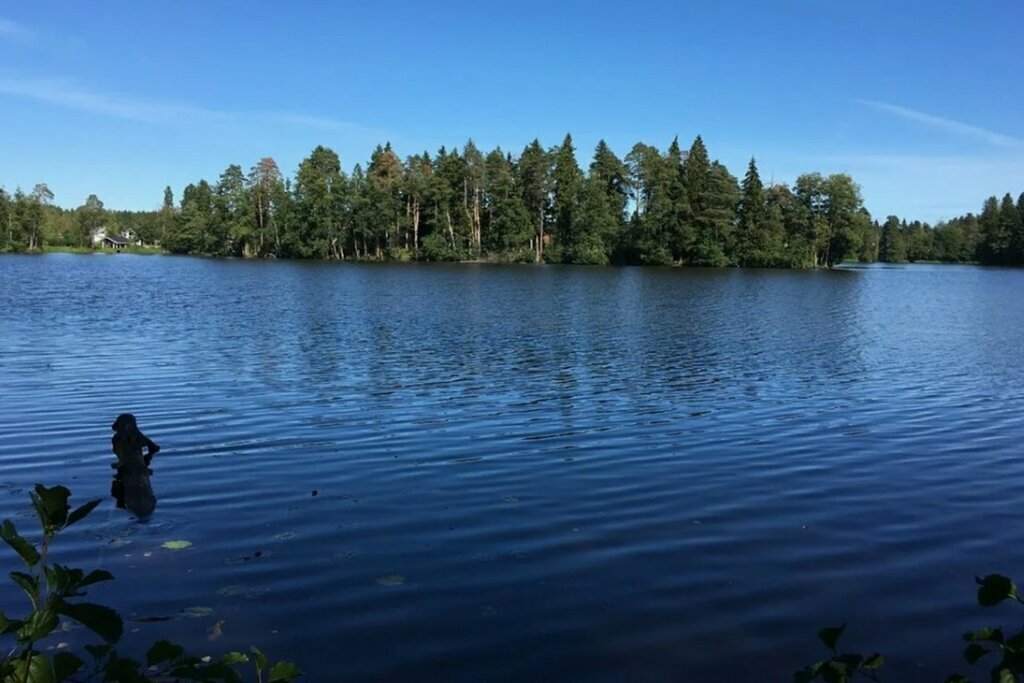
left=1, top=254, right=1023, bottom=681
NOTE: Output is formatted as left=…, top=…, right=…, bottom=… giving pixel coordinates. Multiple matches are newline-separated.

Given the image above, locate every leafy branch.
left=0, top=484, right=300, bottom=682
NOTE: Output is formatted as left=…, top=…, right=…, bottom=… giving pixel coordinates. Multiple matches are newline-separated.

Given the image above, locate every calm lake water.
left=1, top=254, right=1023, bottom=681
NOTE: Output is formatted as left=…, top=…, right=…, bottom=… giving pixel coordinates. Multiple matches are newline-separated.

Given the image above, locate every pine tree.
left=684, top=136, right=733, bottom=266
left=978, top=195, right=1005, bottom=264
left=367, top=143, right=402, bottom=257
left=291, top=145, right=345, bottom=259
left=517, top=140, right=551, bottom=262
left=588, top=141, right=629, bottom=227
left=997, top=193, right=1020, bottom=265
left=0, top=188, right=10, bottom=252
left=1014, top=192, right=1024, bottom=263
left=551, top=134, right=582, bottom=262
left=880, top=215, right=906, bottom=262
left=483, top=148, right=532, bottom=257
left=736, top=157, right=766, bottom=266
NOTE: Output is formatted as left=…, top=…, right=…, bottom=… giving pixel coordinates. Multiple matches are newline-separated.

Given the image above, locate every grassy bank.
left=42, top=244, right=167, bottom=255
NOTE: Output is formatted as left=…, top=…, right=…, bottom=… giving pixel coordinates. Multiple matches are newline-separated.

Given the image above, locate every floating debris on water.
left=218, top=585, right=265, bottom=599
left=375, top=574, right=406, bottom=587
left=207, top=620, right=225, bottom=640
left=179, top=606, right=214, bottom=619
left=225, top=549, right=271, bottom=565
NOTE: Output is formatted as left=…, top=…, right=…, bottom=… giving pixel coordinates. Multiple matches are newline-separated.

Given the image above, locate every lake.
left=1, top=254, right=1022, bottom=681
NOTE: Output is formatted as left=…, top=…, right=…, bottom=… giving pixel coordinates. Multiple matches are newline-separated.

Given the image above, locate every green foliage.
left=8, top=132, right=1020, bottom=268
left=794, top=624, right=884, bottom=683
left=797, top=573, right=1024, bottom=682
left=1, top=484, right=300, bottom=682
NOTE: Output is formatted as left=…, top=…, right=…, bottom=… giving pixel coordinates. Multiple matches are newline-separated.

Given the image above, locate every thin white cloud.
left=858, top=99, right=1024, bottom=149
left=0, top=17, right=33, bottom=43
left=0, top=77, right=229, bottom=122
left=269, top=113, right=390, bottom=140
left=0, top=75, right=384, bottom=138
left=274, top=114, right=362, bottom=132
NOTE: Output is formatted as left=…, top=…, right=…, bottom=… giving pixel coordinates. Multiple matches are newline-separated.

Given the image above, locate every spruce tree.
left=483, top=148, right=532, bottom=256
left=736, top=157, right=766, bottom=266
left=978, top=195, right=1005, bottom=264
left=551, top=134, right=582, bottom=262
left=879, top=216, right=905, bottom=262
left=517, top=140, right=551, bottom=262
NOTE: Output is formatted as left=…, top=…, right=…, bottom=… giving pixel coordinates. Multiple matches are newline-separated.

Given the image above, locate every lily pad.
left=375, top=574, right=406, bottom=587
left=162, top=540, right=193, bottom=550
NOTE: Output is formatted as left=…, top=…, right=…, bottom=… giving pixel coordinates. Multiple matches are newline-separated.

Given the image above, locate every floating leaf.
left=178, top=606, right=213, bottom=619
left=375, top=574, right=406, bottom=587
left=161, top=540, right=193, bottom=551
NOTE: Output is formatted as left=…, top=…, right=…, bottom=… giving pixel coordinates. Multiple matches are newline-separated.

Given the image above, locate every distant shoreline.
left=5, top=247, right=988, bottom=269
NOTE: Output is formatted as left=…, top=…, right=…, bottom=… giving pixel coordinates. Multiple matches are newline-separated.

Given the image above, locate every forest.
left=1, top=135, right=1022, bottom=267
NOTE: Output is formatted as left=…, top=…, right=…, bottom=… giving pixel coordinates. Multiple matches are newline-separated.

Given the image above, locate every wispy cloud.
left=268, top=113, right=390, bottom=140
left=858, top=99, right=1024, bottom=149
left=0, top=75, right=385, bottom=138
left=0, top=16, right=33, bottom=43
left=0, top=77, right=228, bottom=122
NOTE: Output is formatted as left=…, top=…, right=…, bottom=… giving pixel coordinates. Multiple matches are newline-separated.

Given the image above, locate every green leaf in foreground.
left=269, top=660, right=302, bottom=682
left=56, top=601, right=123, bottom=643
left=65, top=498, right=101, bottom=528
left=1, top=519, right=41, bottom=567
left=817, top=624, right=845, bottom=652
left=53, top=651, right=85, bottom=680
left=976, top=574, right=1019, bottom=607
left=963, top=643, right=989, bottom=665
left=8, top=649, right=56, bottom=683
left=862, top=653, right=884, bottom=669
left=250, top=646, right=268, bottom=671
left=219, top=651, right=249, bottom=666
left=146, top=639, right=184, bottom=667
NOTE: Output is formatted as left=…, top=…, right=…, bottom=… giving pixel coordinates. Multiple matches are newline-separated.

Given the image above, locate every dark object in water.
left=110, top=413, right=160, bottom=517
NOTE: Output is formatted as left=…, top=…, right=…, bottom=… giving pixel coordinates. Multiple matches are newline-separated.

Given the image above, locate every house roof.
left=104, top=235, right=130, bottom=245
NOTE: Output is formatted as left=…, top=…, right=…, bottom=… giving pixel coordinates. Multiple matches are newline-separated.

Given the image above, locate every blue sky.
left=1, top=0, right=1021, bottom=222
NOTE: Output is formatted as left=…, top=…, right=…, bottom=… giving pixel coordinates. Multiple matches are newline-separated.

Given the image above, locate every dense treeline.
left=2, top=135, right=1022, bottom=267
left=150, top=135, right=873, bottom=268
left=874, top=191, right=1024, bottom=265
